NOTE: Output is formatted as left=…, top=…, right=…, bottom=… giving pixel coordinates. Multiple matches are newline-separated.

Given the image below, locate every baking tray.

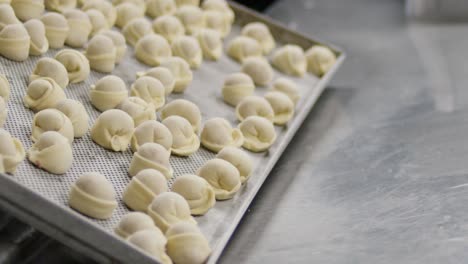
left=0, top=2, right=345, bottom=263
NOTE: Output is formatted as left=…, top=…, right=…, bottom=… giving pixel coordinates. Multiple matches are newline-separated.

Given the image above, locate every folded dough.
left=115, top=212, right=160, bottom=238
left=112, top=0, right=146, bottom=12
left=0, top=24, right=30, bottom=62
left=146, top=0, right=176, bottom=18
left=91, top=109, right=134, bottom=151
left=147, top=192, right=196, bottom=233
left=54, top=99, right=89, bottom=138
left=128, top=142, right=173, bottom=178
left=0, top=4, right=21, bottom=31
left=271, top=78, right=299, bottom=105
left=227, top=36, right=262, bottom=63
left=159, top=57, right=192, bottom=93
left=131, top=120, right=172, bottom=152
left=86, top=9, right=108, bottom=37
left=306, top=45, right=337, bottom=76
left=264, top=91, right=294, bottom=126
left=172, top=174, right=215, bottom=215
left=40, top=12, right=69, bottom=49
left=82, top=0, right=117, bottom=28
left=162, top=116, right=199, bottom=157
left=272, top=44, right=307, bottom=77
left=0, top=74, right=10, bottom=100
left=130, top=76, right=166, bottom=110
left=235, top=96, right=274, bottom=122
left=166, top=222, right=211, bottom=264
left=241, top=22, right=275, bottom=55
left=30, top=57, right=69, bottom=89
left=203, top=10, right=231, bottom=38
left=63, top=9, right=92, bottom=48
left=24, top=19, right=49, bottom=56
left=44, top=0, right=76, bottom=12
left=241, top=56, right=273, bottom=86
left=135, top=34, right=172, bottom=67
left=136, top=67, right=175, bottom=95
left=201, top=0, right=234, bottom=24
left=222, top=72, right=255, bottom=106
left=116, top=97, right=157, bottom=127
left=68, top=172, right=117, bottom=219
left=122, top=18, right=152, bottom=47
left=89, top=75, right=128, bottom=112
left=201, top=118, right=243, bottom=153
left=196, top=28, right=222, bottom=61
left=238, top=116, right=276, bottom=152
left=127, top=229, right=171, bottom=264
left=24, top=78, right=66, bottom=112
left=31, top=108, right=74, bottom=143
left=11, top=0, right=44, bottom=22
left=28, top=131, right=73, bottom=174
left=55, top=49, right=90, bottom=84
left=99, top=29, right=127, bottom=63
left=175, top=5, right=204, bottom=35
left=171, top=36, right=202, bottom=69
left=174, top=0, right=198, bottom=6
left=0, top=129, right=25, bottom=174
left=0, top=97, right=6, bottom=127
left=152, top=15, right=185, bottom=43
left=115, top=3, right=144, bottom=28
left=160, top=99, right=201, bottom=133
left=123, top=169, right=168, bottom=211
left=197, top=158, right=240, bottom=200
left=85, top=34, right=117, bottom=73
left=216, top=146, right=252, bottom=183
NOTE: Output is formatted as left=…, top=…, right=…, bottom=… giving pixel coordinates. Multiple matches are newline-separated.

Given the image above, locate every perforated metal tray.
left=0, top=2, right=344, bottom=263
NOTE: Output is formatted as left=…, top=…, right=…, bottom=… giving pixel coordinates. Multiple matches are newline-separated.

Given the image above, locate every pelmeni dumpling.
left=86, top=9, right=108, bottom=37
left=99, top=30, right=126, bottom=63
left=112, top=0, right=146, bottom=12
left=122, top=18, right=152, bottom=47
left=216, top=146, right=252, bottom=183
left=29, top=57, right=69, bottom=89
left=306, top=45, right=337, bottom=76
left=160, top=99, right=201, bottom=133
left=128, top=142, right=173, bottom=178
left=31, top=108, right=74, bottom=143
left=238, top=116, right=276, bottom=152
left=40, top=12, right=69, bottom=49
left=241, top=22, right=275, bottom=55
left=136, top=67, right=175, bottom=95
left=123, top=169, right=168, bottom=211
left=28, top=131, right=73, bottom=174
left=196, top=28, right=222, bottom=60
left=127, top=230, right=171, bottom=264
left=24, top=19, right=49, bottom=56
left=115, top=212, right=160, bottom=238
left=227, top=36, right=262, bottom=63
left=174, top=0, right=198, bottom=6
left=175, top=5, right=204, bottom=35
left=0, top=97, right=6, bottom=127
left=63, top=9, right=92, bottom=48
left=241, top=56, right=273, bottom=86
left=171, top=36, right=202, bottom=69
left=160, top=57, right=192, bottom=93
left=222, top=73, right=254, bottom=107
left=0, top=129, right=25, bottom=174
left=44, top=0, right=76, bottom=12
left=146, top=0, right=176, bottom=18
left=201, top=118, right=243, bottom=153
left=272, top=44, right=307, bottom=77
left=54, top=49, right=90, bottom=84
left=89, top=75, right=128, bottom=111
left=166, top=223, right=211, bottom=264
left=135, top=34, right=172, bottom=67
left=116, top=97, right=156, bottom=127
left=91, top=109, right=134, bottom=151
left=162, top=116, right=199, bottom=156
left=152, top=15, right=185, bottom=43
left=0, top=24, right=30, bottom=62
left=68, top=172, right=117, bottom=219
left=0, top=74, right=10, bottom=100
left=203, top=10, right=230, bottom=38
left=82, top=0, right=117, bottom=28
left=131, top=120, right=172, bottom=152
left=130, top=76, right=166, bottom=110
left=197, top=158, right=241, bottom=200
left=201, top=0, right=234, bottom=24
left=0, top=4, right=21, bottom=31
left=235, top=96, right=274, bottom=122
left=85, top=34, right=117, bottom=73
left=54, top=99, right=89, bottom=138
left=24, top=78, right=66, bottom=112
left=115, top=3, right=144, bottom=28
left=271, top=78, right=299, bottom=105
left=172, top=174, right=215, bottom=215
left=264, top=91, right=295, bottom=126
left=11, top=0, right=44, bottom=21
left=147, top=192, right=197, bottom=233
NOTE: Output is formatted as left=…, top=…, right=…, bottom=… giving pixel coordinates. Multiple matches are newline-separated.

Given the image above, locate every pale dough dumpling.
left=128, top=142, right=173, bottom=178
left=0, top=24, right=30, bottom=62
left=241, top=22, right=275, bottom=55
left=238, top=116, right=276, bottom=152
left=68, top=172, right=117, bottom=219
left=196, top=28, right=222, bottom=60
left=112, top=0, right=146, bottom=12
left=264, top=91, right=295, bottom=126
left=201, top=0, right=234, bottom=24
left=45, top=0, right=76, bottom=12
left=227, top=36, right=262, bottom=63
left=122, top=18, right=152, bottom=47
left=203, top=10, right=231, bottom=38
left=86, top=9, right=108, bottom=37
left=160, top=99, right=201, bottom=133
left=82, top=0, right=117, bottom=28
left=63, top=9, right=92, bottom=48
left=272, top=44, right=307, bottom=77
left=306, top=45, right=337, bottom=76
left=123, top=169, right=168, bottom=211
left=54, top=99, right=89, bottom=138
left=99, top=30, right=127, bottom=64
left=40, top=12, right=69, bottom=49
left=28, top=131, right=73, bottom=174
left=24, top=78, right=66, bottom=112
left=0, top=4, right=21, bottom=31
left=222, top=73, right=254, bottom=106
left=271, top=78, right=299, bottom=105
left=0, top=74, right=10, bottom=100
left=24, top=19, right=49, bottom=56
left=91, top=109, right=134, bottom=151
left=131, top=120, right=172, bottom=152
left=197, top=158, right=241, bottom=200
left=55, top=49, right=90, bottom=84
left=116, top=97, right=156, bottom=127
left=30, top=57, right=69, bottom=89
left=115, top=3, right=144, bottom=28
left=89, top=75, right=128, bottom=112
left=0, top=129, right=25, bottom=174
left=146, top=0, right=176, bottom=18
left=172, top=174, right=215, bottom=215
left=166, top=222, right=211, bottom=264
left=152, top=15, right=185, bottom=43
left=130, top=76, right=166, bottom=110
left=235, top=96, right=274, bottom=122
left=135, top=34, right=172, bottom=67
left=136, top=67, right=175, bottom=95
left=0, top=97, right=6, bottom=127
left=147, top=192, right=196, bottom=233
left=162, top=116, right=199, bottom=156
left=174, top=0, right=198, bottom=7
left=127, top=230, right=171, bottom=264
left=11, top=0, right=44, bottom=22
left=175, top=5, right=204, bottom=35
left=241, top=56, right=273, bottom=86
left=160, top=57, right=192, bottom=93
left=115, top=212, right=160, bottom=238
left=201, top=118, right=243, bottom=153
left=31, top=108, right=74, bottom=143
left=171, top=35, right=202, bottom=69
left=216, top=146, right=252, bottom=183
left=85, top=34, right=117, bottom=73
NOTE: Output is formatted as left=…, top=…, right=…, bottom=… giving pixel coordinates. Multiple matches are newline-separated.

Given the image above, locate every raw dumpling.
left=227, top=36, right=262, bottom=63
left=203, top=10, right=230, bottom=38
left=115, top=212, right=159, bottom=238
left=99, top=29, right=126, bottom=63
left=91, top=109, right=134, bottom=151
left=115, top=3, right=144, bottom=28
left=166, top=222, right=211, bottom=264
left=89, top=75, right=128, bottom=111
left=305, top=45, right=336, bottom=76
left=271, top=78, right=299, bottom=105
left=128, top=142, right=173, bottom=178
left=127, top=230, right=171, bottom=264
left=196, top=28, right=222, bottom=60
left=264, top=91, right=294, bottom=126
left=152, top=15, right=185, bottom=43
left=85, top=34, right=117, bottom=73
left=86, top=9, right=108, bottom=37
left=241, top=22, right=275, bottom=55
left=160, top=99, right=201, bottom=133
left=174, top=0, right=198, bottom=7
left=24, top=78, right=66, bottom=112
left=122, top=18, right=152, bottom=47
left=0, top=74, right=9, bottom=100
left=272, top=44, right=307, bottom=77
left=172, top=174, right=215, bottom=215
left=136, top=67, right=175, bottom=95
left=131, top=120, right=172, bottom=152
left=11, top=0, right=44, bottom=22
left=160, top=57, right=192, bottom=93
left=235, top=96, right=274, bottom=122
left=241, top=56, right=273, bottom=86
left=28, top=131, right=73, bottom=174
left=222, top=72, right=254, bottom=106
left=31, top=108, right=74, bottom=143
left=162, top=116, right=199, bottom=156
left=0, top=24, right=30, bottom=62
left=201, top=118, right=243, bottom=153
left=123, top=169, right=168, bottom=211
left=171, top=36, right=202, bottom=69
left=238, top=116, right=276, bottom=152
left=40, top=12, right=69, bottom=49
left=82, top=0, right=117, bottom=28
left=147, top=192, right=196, bottom=232
left=197, top=158, right=240, bottom=200
left=135, top=34, right=171, bottom=67
left=54, top=99, right=89, bottom=138
left=146, top=0, right=176, bottom=18
left=44, top=0, right=76, bottom=12
left=112, top=0, right=146, bottom=12
left=68, top=172, right=117, bottom=219
left=30, top=57, right=69, bottom=89
left=116, top=97, right=156, bottom=127
left=63, top=9, right=92, bottom=48
left=130, top=76, right=166, bottom=110
left=216, top=146, right=252, bottom=183
left=0, top=97, right=6, bottom=127
left=55, top=49, right=90, bottom=83
left=0, top=129, right=25, bottom=174
left=201, top=0, right=234, bottom=24
left=24, top=19, right=49, bottom=56
left=0, top=4, right=21, bottom=31
left=175, top=5, right=204, bottom=35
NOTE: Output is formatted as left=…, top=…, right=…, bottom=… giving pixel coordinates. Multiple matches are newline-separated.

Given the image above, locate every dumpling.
left=271, top=78, right=299, bottom=105
left=171, top=36, right=202, bottom=69
left=146, top=0, right=176, bottom=18
left=201, top=0, right=234, bottom=24
left=115, top=212, right=160, bottom=238
left=222, top=73, right=254, bottom=106
left=11, top=0, right=44, bottom=22
left=82, top=0, right=117, bottom=28
left=136, top=67, right=175, bottom=95
left=99, top=29, right=126, bottom=63
left=116, top=97, right=156, bottom=127
left=29, top=57, right=69, bottom=89
left=216, top=146, right=252, bottom=183
left=241, top=22, right=275, bottom=55
left=89, top=75, right=128, bottom=111
left=166, top=222, right=211, bottom=264
left=0, top=97, right=6, bottom=127
left=147, top=192, right=196, bottom=233
left=44, top=0, right=76, bottom=12
left=160, top=99, right=201, bottom=133
left=0, top=129, right=25, bottom=174
left=130, top=76, right=166, bottom=110
left=112, top=0, right=146, bottom=12
left=197, top=158, right=240, bottom=200
left=115, top=3, right=144, bottom=28
left=24, top=78, right=66, bottom=112
left=28, top=131, right=73, bottom=174
left=24, top=19, right=49, bottom=56
left=241, top=56, right=273, bottom=86
left=31, top=108, right=74, bottom=143
left=195, top=28, right=222, bottom=60
left=305, top=45, right=336, bottom=76
left=86, top=9, right=108, bottom=37
left=0, top=4, right=21, bottom=31
left=85, top=34, right=117, bottom=73
left=123, top=169, right=168, bottom=211
left=160, top=57, right=192, bottom=93
left=127, top=230, right=171, bottom=264
left=235, top=96, right=274, bottom=122
left=63, top=9, right=92, bottom=48
left=175, top=5, right=204, bottom=35
left=54, top=99, right=89, bottom=138
left=131, top=120, right=172, bottom=152
left=128, top=142, right=173, bottom=178
left=135, top=34, right=172, bottom=67
left=0, top=24, right=30, bottom=62
left=162, top=116, right=199, bottom=156
left=91, top=109, right=134, bottom=151
left=122, top=17, right=152, bottom=47
left=227, top=36, right=262, bottom=63
left=271, top=44, right=307, bottom=77
left=172, top=174, right=215, bottom=215
left=152, top=15, right=185, bottom=43
left=200, top=118, right=243, bottom=153
left=68, top=172, right=117, bottom=219
left=264, top=91, right=294, bottom=126
left=54, top=49, right=90, bottom=84
left=238, top=116, right=276, bottom=152
left=0, top=75, right=9, bottom=102
left=40, top=12, right=69, bottom=49
left=203, top=10, right=230, bottom=38
left=174, top=0, right=198, bottom=7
